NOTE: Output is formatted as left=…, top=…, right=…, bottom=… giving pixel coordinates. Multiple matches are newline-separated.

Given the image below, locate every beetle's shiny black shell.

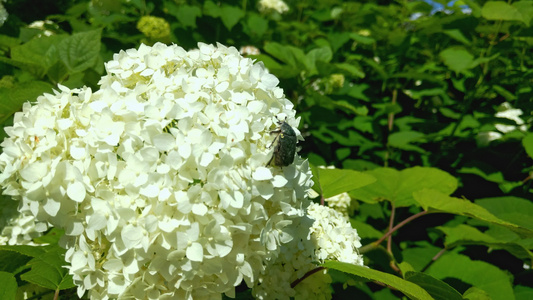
left=269, top=121, right=296, bottom=167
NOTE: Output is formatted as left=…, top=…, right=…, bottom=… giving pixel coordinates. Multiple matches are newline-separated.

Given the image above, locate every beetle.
left=267, top=119, right=297, bottom=167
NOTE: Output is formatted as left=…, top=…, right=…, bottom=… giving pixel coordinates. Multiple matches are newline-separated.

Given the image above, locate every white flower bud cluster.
left=258, top=0, right=289, bottom=14
left=0, top=42, right=315, bottom=299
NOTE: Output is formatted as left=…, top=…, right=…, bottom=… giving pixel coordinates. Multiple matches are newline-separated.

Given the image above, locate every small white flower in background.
left=477, top=102, right=528, bottom=146
left=28, top=20, right=57, bottom=36
left=240, top=45, right=261, bottom=56
left=494, top=102, right=527, bottom=133
left=258, top=0, right=289, bottom=14
left=0, top=0, right=8, bottom=27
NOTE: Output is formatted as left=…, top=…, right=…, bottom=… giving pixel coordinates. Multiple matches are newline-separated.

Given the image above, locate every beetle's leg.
left=267, top=131, right=281, bottom=149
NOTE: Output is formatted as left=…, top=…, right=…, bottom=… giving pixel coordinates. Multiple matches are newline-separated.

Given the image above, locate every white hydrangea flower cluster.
left=258, top=0, right=289, bottom=14
left=0, top=195, right=44, bottom=246
left=307, top=203, right=364, bottom=265
left=325, top=192, right=352, bottom=219
left=0, top=42, right=314, bottom=299
left=253, top=203, right=363, bottom=299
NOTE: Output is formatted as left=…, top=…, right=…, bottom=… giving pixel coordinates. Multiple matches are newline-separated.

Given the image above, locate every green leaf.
left=335, top=62, right=365, bottom=78
left=264, top=42, right=306, bottom=70
left=513, top=1, right=533, bottom=26
left=203, top=1, right=221, bottom=18
left=475, top=197, right=533, bottom=232
left=405, top=271, right=463, bottom=300
left=352, top=167, right=458, bottom=207
left=173, top=5, right=202, bottom=28
left=0, top=81, right=54, bottom=124
left=323, top=261, right=434, bottom=300
left=437, top=224, right=533, bottom=260
left=317, top=168, right=376, bottom=198
left=32, top=228, right=65, bottom=245
left=20, top=245, right=75, bottom=290
left=0, top=249, right=32, bottom=273
left=245, top=13, right=268, bottom=37
left=0, top=271, right=17, bottom=300
left=522, top=133, right=533, bottom=159
left=427, top=253, right=514, bottom=300
left=481, top=1, right=523, bottom=22
left=7, top=34, right=67, bottom=77
left=350, top=219, right=383, bottom=239
left=220, top=6, right=245, bottom=31
left=439, top=47, right=475, bottom=73
left=515, top=285, right=533, bottom=300
left=0, top=245, right=47, bottom=258
left=58, top=29, right=101, bottom=73
left=463, top=286, right=493, bottom=300
left=413, top=189, right=533, bottom=238
left=388, top=131, right=426, bottom=153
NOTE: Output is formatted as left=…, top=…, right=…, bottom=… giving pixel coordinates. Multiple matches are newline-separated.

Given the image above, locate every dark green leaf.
left=220, top=6, right=245, bottom=31
left=427, top=253, right=514, bottom=300
left=173, top=5, right=202, bottom=28
left=58, top=29, right=101, bottom=73
left=405, top=271, right=463, bottom=300
left=20, top=246, right=75, bottom=290
left=522, top=133, right=533, bottom=159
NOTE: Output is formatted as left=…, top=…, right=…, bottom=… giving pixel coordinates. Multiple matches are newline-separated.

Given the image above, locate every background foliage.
left=0, top=0, right=532, bottom=299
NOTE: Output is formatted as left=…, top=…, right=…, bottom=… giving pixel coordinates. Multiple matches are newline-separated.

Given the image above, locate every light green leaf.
left=522, top=133, right=533, bottom=159
left=0, top=271, right=17, bottom=300
left=350, top=219, right=383, bottom=239
left=335, top=62, right=366, bottom=78
left=323, top=261, right=434, bottom=300
left=439, top=47, right=476, bottom=73
left=388, top=131, right=426, bottom=153
left=220, top=6, right=245, bottom=31
left=481, top=1, right=523, bottom=22
left=58, top=29, right=101, bottom=73
left=174, top=5, right=202, bottom=28
left=513, top=1, right=533, bottom=26
left=246, top=13, right=268, bottom=37
left=20, top=246, right=75, bottom=290
left=437, top=224, right=533, bottom=260
left=475, top=197, right=533, bottom=232
left=203, top=1, right=221, bottom=18
left=404, top=271, right=463, bottom=300
left=427, top=253, right=514, bottom=300
left=352, top=167, right=458, bottom=207
left=413, top=189, right=533, bottom=238
left=515, top=285, right=533, bottom=300
left=463, top=286, right=493, bottom=300
left=0, top=245, right=47, bottom=258
left=7, top=34, right=66, bottom=77
left=317, top=168, right=376, bottom=198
